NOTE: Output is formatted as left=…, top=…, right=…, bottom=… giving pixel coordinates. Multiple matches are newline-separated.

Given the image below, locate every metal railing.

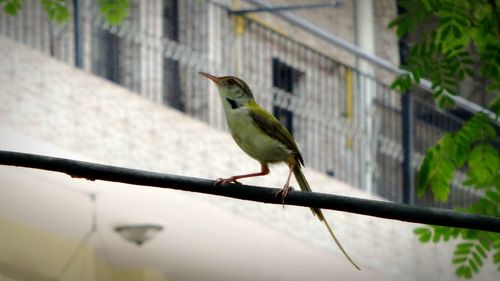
left=0, top=0, right=486, bottom=208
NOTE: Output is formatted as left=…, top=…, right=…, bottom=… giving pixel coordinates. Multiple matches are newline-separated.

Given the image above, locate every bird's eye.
left=227, top=79, right=236, bottom=86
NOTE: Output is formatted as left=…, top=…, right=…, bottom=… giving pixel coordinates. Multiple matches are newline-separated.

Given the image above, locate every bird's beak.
left=199, top=72, right=221, bottom=84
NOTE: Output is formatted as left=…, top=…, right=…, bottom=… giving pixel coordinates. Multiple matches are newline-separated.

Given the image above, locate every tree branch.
left=0, top=150, right=499, bottom=233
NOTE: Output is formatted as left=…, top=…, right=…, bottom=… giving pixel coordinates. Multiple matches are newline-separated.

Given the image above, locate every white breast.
left=223, top=104, right=292, bottom=164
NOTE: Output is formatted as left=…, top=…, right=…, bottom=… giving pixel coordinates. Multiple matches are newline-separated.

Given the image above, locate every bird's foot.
left=214, top=177, right=242, bottom=186
left=275, top=185, right=294, bottom=207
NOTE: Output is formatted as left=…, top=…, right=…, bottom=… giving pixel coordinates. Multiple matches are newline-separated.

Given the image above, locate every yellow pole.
left=346, top=68, right=354, bottom=149
left=232, top=0, right=245, bottom=75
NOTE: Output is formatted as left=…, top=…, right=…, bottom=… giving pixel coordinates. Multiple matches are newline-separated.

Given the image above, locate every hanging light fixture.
left=114, top=224, right=164, bottom=246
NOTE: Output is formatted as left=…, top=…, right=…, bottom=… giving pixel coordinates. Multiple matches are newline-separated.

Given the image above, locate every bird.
left=199, top=72, right=361, bottom=270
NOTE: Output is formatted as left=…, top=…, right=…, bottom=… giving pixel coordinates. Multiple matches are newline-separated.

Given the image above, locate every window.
left=92, top=29, right=121, bottom=84
left=91, top=2, right=141, bottom=93
left=272, top=58, right=304, bottom=134
left=162, top=0, right=183, bottom=111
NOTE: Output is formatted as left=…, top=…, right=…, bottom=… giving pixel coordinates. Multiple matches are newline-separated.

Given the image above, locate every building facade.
left=0, top=0, right=479, bottom=207
left=0, top=1, right=497, bottom=280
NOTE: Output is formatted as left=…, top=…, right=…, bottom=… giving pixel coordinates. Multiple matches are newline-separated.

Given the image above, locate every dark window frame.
left=162, top=0, right=183, bottom=111
left=272, top=58, right=304, bottom=134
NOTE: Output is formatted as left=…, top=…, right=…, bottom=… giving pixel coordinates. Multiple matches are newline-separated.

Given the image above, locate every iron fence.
left=0, top=0, right=485, bottom=208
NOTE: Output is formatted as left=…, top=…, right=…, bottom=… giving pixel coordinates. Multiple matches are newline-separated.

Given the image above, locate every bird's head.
left=199, top=72, right=254, bottom=102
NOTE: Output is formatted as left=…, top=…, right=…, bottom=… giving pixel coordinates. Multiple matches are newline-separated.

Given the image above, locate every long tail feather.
left=293, top=165, right=361, bottom=270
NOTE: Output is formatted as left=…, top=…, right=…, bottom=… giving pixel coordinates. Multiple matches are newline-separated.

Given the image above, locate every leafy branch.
left=0, top=0, right=22, bottom=15
left=98, top=0, right=130, bottom=25
left=0, top=0, right=130, bottom=24
left=40, top=0, right=69, bottom=23
left=417, top=113, right=499, bottom=201
left=389, top=0, right=500, bottom=97
left=389, top=0, right=500, bottom=279
left=415, top=226, right=500, bottom=278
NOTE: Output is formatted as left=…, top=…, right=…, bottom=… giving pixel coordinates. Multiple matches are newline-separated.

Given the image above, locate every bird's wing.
left=247, top=101, right=304, bottom=165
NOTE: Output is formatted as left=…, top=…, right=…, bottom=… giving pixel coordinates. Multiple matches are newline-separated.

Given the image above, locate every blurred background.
left=0, top=0, right=497, bottom=280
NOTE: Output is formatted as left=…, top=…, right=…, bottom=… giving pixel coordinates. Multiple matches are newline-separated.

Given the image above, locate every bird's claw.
left=214, top=177, right=241, bottom=186
left=275, top=185, right=294, bottom=207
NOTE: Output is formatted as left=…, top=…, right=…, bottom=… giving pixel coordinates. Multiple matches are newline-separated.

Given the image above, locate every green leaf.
left=457, top=242, right=474, bottom=250
left=454, top=136, right=470, bottom=166
left=494, top=251, right=500, bottom=263
left=417, top=149, right=434, bottom=196
left=40, top=0, right=69, bottom=23
left=468, top=144, right=500, bottom=186
left=438, top=94, right=455, bottom=108
left=453, top=257, right=467, bottom=264
left=422, top=0, right=441, bottom=11
left=454, top=249, right=470, bottom=256
left=440, top=24, right=452, bottom=41
left=414, top=227, right=432, bottom=243
left=472, top=252, right=483, bottom=267
left=451, top=227, right=461, bottom=238
left=478, top=238, right=491, bottom=251
left=1, top=0, right=23, bottom=15
left=460, top=230, right=477, bottom=238
left=452, top=25, right=462, bottom=38
left=98, top=0, right=130, bottom=25
left=390, top=73, right=413, bottom=92
left=469, top=258, right=479, bottom=273
left=488, top=96, right=500, bottom=118
left=487, top=80, right=500, bottom=92
left=476, top=243, right=487, bottom=258
left=456, top=265, right=472, bottom=279
left=493, top=240, right=500, bottom=249
left=431, top=156, right=455, bottom=201
left=486, top=190, right=500, bottom=203
left=466, top=198, right=499, bottom=217
left=433, top=227, right=443, bottom=243
left=429, top=226, right=454, bottom=242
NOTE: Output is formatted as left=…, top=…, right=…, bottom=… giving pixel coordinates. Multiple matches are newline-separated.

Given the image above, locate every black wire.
left=0, top=150, right=499, bottom=233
